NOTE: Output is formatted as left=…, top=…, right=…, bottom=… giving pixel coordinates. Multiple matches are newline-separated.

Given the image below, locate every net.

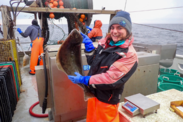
left=47, top=19, right=67, bottom=45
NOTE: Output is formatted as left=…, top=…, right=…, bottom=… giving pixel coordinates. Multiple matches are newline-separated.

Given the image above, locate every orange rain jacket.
left=88, top=20, right=103, bottom=42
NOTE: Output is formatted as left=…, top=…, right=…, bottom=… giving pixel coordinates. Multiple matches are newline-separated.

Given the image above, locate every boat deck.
left=12, top=65, right=86, bottom=122
left=12, top=65, right=50, bottom=122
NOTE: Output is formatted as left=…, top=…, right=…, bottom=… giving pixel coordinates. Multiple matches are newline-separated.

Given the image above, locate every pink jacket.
left=89, top=37, right=138, bottom=85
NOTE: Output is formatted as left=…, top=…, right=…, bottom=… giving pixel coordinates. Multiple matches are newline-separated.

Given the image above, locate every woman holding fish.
left=69, top=11, right=138, bottom=122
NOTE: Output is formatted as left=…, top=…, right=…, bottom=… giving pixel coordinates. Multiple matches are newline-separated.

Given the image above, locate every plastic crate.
left=158, top=76, right=163, bottom=83
left=160, top=74, right=183, bottom=85
left=157, top=82, right=183, bottom=92
left=160, top=68, right=180, bottom=76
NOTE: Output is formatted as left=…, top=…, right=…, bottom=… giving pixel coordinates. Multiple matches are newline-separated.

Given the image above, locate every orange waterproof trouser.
left=87, top=97, right=119, bottom=122
left=30, top=37, right=44, bottom=72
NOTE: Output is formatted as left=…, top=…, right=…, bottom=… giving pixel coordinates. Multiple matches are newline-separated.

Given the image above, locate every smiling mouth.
left=112, top=34, right=117, bottom=36
left=112, top=35, right=119, bottom=38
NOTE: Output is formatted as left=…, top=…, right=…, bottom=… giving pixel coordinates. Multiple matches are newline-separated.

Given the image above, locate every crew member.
left=17, top=19, right=44, bottom=75
left=68, top=11, right=138, bottom=121
left=86, top=20, right=103, bottom=42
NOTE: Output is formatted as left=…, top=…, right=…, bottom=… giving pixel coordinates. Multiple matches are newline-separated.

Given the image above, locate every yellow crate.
left=0, top=39, right=22, bottom=86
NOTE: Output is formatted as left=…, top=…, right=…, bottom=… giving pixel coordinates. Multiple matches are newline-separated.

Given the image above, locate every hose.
left=42, top=53, right=48, bottom=114
left=29, top=101, right=48, bottom=117
left=10, top=0, right=22, bottom=25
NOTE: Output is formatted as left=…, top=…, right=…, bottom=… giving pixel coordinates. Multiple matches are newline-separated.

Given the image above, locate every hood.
left=32, top=25, right=40, bottom=29
left=32, top=19, right=38, bottom=26
left=94, top=20, right=102, bottom=28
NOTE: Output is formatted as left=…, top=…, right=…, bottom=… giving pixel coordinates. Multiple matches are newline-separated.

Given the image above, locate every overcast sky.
left=0, top=0, right=183, bottom=24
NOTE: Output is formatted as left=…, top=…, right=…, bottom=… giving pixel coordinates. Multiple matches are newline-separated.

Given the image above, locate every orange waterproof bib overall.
left=30, top=37, right=44, bottom=74
left=87, top=97, right=119, bottom=122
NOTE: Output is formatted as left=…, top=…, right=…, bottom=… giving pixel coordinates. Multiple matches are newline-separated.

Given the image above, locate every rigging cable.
left=133, top=23, right=183, bottom=33
left=124, top=0, right=127, bottom=11
left=125, top=6, right=183, bottom=33
left=16, top=5, right=26, bottom=16
left=129, top=6, right=183, bottom=13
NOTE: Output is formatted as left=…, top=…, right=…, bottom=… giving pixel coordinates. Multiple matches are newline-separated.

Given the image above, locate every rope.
left=129, top=6, right=183, bottom=13
left=133, top=23, right=183, bottom=33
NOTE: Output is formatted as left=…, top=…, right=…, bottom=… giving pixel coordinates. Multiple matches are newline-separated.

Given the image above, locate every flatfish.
left=56, top=29, right=94, bottom=101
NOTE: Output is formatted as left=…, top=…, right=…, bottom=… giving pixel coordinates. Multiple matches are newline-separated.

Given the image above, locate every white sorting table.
left=118, top=89, right=183, bottom=122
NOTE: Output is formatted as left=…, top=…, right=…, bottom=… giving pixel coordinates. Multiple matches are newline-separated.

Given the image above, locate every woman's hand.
left=80, top=32, right=95, bottom=52
left=68, top=72, right=91, bottom=86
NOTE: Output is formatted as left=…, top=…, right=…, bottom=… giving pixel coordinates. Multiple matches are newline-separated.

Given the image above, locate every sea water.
left=1, top=24, right=182, bottom=55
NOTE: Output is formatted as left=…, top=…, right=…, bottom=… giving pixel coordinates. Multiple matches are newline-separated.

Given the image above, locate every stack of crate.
left=0, top=39, right=21, bottom=86
left=0, top=39, right=21, bottom=122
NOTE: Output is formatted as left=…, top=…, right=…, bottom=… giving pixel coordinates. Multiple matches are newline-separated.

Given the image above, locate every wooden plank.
left=108, top=14, right=116, bottom=32
left=109, top=14, right=116, bottom=21
left=34, top=13, right=37, bottom=20
left=0, top=6, right=15, bottom=39
left=5, top=6, right=117, bottom=14
left=7, top=7, right=15, bottom=39
left=1, top=6, right=9, bottom=39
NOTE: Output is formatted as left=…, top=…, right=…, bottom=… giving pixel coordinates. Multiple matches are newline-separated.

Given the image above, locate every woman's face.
left=110, top=24, right=128, bottom=43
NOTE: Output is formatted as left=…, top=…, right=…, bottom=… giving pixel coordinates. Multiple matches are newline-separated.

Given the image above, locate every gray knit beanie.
left=109, top=11, right=132, bottom=34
